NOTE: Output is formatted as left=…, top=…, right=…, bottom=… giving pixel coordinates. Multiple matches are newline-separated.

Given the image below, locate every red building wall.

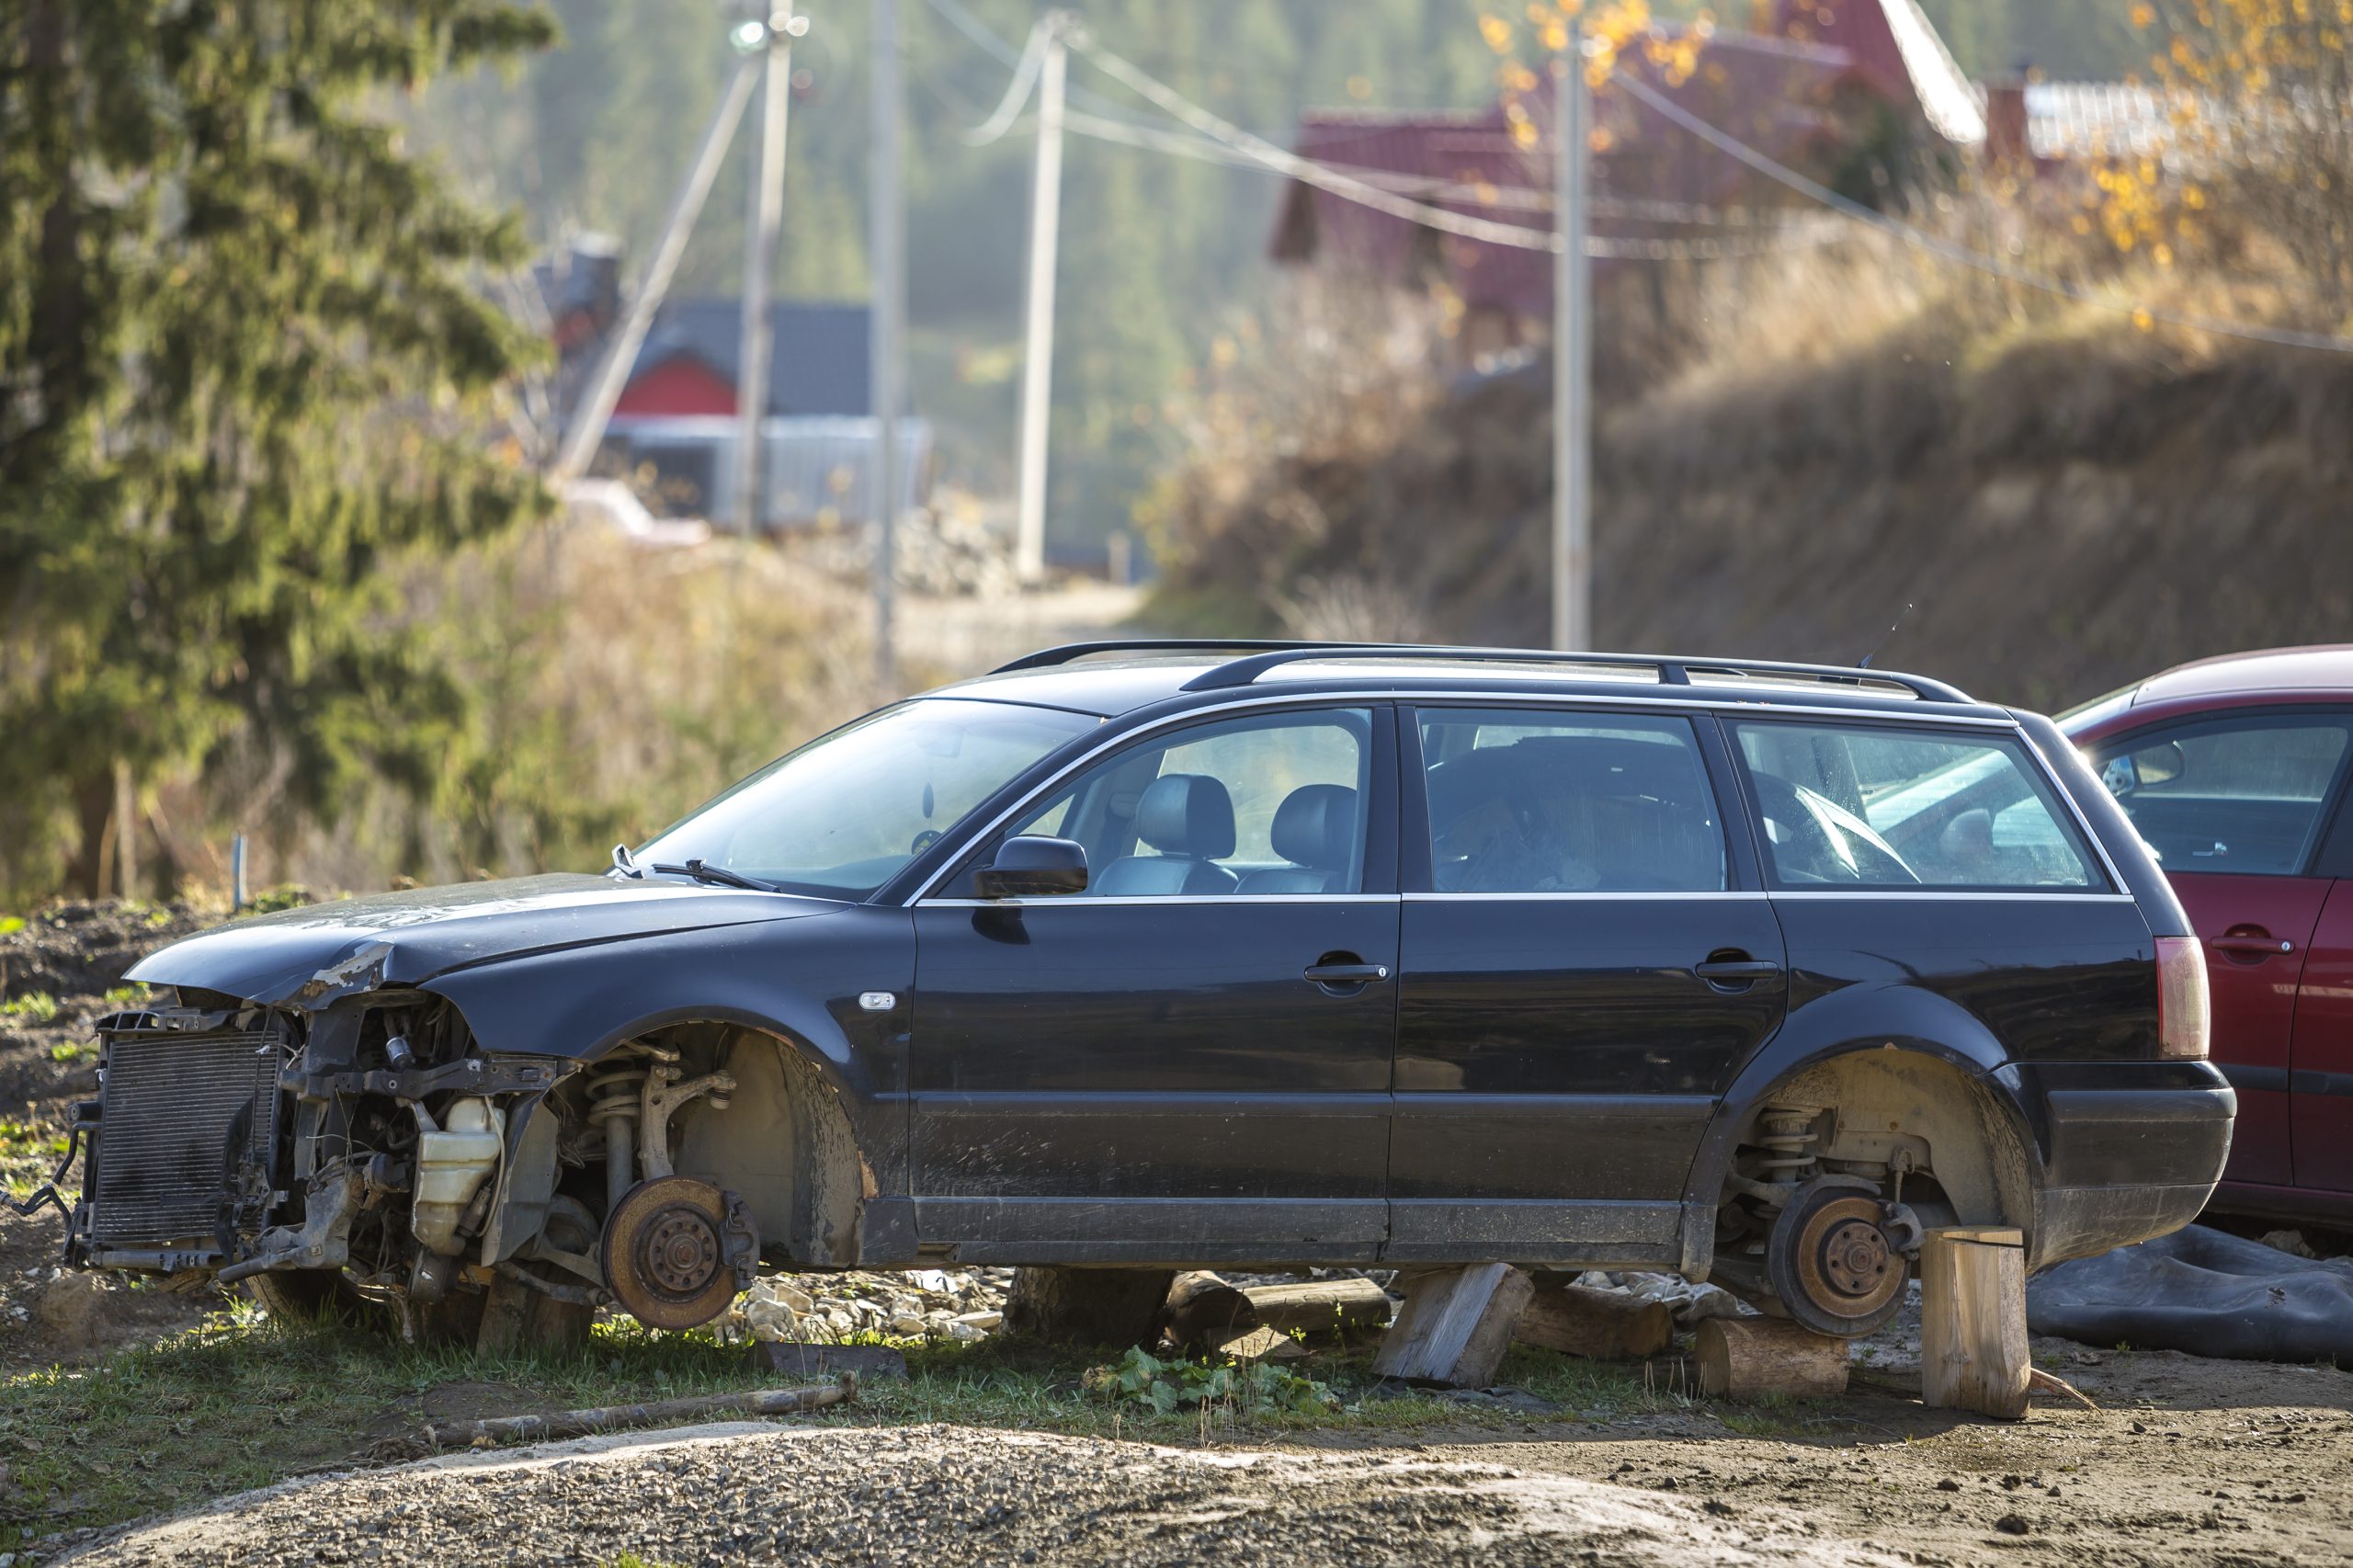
left=612, top=357, right=738, bottom=418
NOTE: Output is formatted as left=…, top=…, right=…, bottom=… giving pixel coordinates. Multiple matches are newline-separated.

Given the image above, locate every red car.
left=2064, top=647, right=2353, bottom=1226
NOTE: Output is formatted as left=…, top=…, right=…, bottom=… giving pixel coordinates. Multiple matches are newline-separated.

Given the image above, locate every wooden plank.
left=1515, top=1283, right=1674, bottom=1361
left=1694, top=1317, right=1849, bottom=1399
left=1919, top=1226, right=2029, bottom=1420
left=1371, top=1263, right=1534, bottom=1388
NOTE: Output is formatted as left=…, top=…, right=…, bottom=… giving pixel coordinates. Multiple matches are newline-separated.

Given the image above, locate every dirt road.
left=62, top=1344, right=2350, bottom=1565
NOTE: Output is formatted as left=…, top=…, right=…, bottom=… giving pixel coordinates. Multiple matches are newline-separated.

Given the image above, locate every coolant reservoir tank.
left=412, top=1096, right=505, bottom=1256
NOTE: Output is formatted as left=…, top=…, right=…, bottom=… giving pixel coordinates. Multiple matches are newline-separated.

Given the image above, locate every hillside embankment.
left=1151, top=253, right=2353, bottom=710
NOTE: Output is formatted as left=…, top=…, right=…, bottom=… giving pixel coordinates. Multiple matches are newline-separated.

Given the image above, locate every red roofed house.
left=1270, top=0, right=1984, bottom=363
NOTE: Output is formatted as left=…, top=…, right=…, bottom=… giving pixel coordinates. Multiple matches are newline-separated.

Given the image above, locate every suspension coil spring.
left=1755, top=1106, right=1822, bottom=1190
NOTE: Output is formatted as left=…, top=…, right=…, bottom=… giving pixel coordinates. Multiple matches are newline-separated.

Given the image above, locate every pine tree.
left=0, top=1, right=554, bottom=897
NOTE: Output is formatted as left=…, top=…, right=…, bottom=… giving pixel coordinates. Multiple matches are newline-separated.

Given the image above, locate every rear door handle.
left=1303, top=962, right=1391, bottom=984
left=1693, top=959, right=1783, bottom=982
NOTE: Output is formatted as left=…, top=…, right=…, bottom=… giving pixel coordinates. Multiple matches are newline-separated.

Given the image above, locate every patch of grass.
left=46, top=1041, right=96, bottom=1065
left=0, top=994, right=59, bottom=1027
left=0, top=1119, right=69, bottom=1195
left=0, top=916, right=25, bottom=937
left=100, top=985, right=148, bottom=1009
left=1712, top=1395, right=1847, bottom=1440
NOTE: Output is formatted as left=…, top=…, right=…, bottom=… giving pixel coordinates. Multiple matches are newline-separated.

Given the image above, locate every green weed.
left=0, top=993, right=59, bottom=1026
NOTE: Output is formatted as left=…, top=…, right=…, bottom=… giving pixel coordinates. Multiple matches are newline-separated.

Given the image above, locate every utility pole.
left=871, top=0, right=905, bottom=685
left=733, top=3, right=800, bottom=535
left=553, top=45, right=763, bottom=483
left=1013, top=13, right=1070, bottom=586
left=1552, top=30, right=1593, bottom=653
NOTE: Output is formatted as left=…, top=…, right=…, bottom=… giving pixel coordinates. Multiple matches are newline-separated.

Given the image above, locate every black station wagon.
left=40, top=642, right=2234, bottom=1340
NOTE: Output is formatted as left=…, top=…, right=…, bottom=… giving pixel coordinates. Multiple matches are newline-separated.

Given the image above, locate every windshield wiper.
left=649, top=858, right=776, bottom=892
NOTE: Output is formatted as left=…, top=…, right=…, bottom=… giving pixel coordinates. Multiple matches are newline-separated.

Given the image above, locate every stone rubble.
left=718, top=1267, right=1017, bottom=1347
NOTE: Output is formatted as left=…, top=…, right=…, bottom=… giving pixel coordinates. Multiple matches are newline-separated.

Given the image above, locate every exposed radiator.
left=90, top=1025, right=285, bottom=1252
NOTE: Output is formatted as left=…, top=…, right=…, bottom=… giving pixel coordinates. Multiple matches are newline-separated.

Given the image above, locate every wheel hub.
left=1817, top=1214, right=1892, bottom=1299
left=637, top=1204, right=722, bottom=1300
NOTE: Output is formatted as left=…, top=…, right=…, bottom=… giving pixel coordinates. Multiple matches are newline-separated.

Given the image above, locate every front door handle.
left=2211, top=933, right=2294, bottom=958
left=1303, top=961, right=1391, bottom=985
left=1694, top=959, right=1783, bottom=983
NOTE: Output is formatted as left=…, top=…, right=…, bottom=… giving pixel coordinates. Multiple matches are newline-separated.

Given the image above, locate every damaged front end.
left=42, top=983, right=581, bottom=1312
left=36, top=970, right=760, bottom=1338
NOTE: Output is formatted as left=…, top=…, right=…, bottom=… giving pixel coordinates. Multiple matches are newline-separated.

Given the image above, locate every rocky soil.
left=70, top=1342, right=2353, bottom=1567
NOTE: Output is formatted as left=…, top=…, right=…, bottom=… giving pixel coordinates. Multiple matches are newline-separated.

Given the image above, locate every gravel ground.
left=73, top=1424, right=1898, bottom=1567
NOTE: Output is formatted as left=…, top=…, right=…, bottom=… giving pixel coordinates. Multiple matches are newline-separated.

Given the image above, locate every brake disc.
left=1766, top=1179, right=1909, bottom=1337
left=599, top=1175, right=740, bottom=1330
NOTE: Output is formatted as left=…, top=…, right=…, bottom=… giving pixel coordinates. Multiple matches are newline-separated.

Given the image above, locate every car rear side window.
left=1730, top=721, right=2104, bottom=892
left=2090, top=717, right=2352, bottom=875
left=1416, top=710, right=1727, bottom=892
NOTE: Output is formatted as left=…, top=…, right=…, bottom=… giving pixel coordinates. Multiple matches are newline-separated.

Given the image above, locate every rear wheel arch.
left=1686, top=1035, right=2040, bottom=1282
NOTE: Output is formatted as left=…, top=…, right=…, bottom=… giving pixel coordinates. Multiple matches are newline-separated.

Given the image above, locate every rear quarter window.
left=1730, top=721, right=2107, bottom=892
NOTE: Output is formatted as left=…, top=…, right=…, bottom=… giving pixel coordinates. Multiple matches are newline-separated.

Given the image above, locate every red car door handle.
left=2211, top=935, right=2294, bottom=957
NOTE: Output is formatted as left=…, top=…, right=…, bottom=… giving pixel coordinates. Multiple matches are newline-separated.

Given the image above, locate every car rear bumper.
left=2002, top=1062, right=2235, bottom=1268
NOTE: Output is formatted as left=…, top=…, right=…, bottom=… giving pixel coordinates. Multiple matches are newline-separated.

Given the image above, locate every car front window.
left=636, top=699, right=1097, bottom=899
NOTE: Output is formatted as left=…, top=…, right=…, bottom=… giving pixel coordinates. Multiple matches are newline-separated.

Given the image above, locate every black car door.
left=908, top=702, right=1400, bottom=1263
left=1389, top=703, right=1786, bottom=1267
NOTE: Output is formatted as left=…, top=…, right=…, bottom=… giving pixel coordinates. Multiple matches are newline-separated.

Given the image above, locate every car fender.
left=420, top=907, right=915, bottom=1190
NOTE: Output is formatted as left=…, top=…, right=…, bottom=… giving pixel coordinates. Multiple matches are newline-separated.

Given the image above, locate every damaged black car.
left=30, top=642, right=2237, bottom=1343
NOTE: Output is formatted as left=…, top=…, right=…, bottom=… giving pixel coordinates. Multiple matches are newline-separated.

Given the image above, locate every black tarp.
left=2026, top=1226, right=2353, bottom=1363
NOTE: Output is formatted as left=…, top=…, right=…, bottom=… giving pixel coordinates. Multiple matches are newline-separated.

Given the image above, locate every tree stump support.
left=1515, top=1282, right=1675, bottom=1361
left=1919, top=1225, right=2030, bottom=1420
left=1694, top=1316, right=1849, bottom=1399
left=1371, top=1263, right=1533, bottom=1388
left=1003, top=1267, right=1176, bottom=1348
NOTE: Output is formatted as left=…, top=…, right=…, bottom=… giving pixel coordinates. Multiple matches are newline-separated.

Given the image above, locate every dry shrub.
left=163, top=524, right=880, bottom=898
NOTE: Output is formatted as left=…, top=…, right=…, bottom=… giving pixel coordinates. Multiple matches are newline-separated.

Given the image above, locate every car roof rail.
left=991, top=639, right=1336, bottom=673
left=986, top=640, right=1972, bottom=704
left=1168, top=644, right=1974, bottom=703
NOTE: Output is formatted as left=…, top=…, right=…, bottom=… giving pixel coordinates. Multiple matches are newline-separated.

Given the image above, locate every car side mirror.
left=974, top=835, right=1088, bottom=899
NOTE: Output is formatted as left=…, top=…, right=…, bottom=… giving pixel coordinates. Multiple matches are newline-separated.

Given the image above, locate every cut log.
left=1212, top=1325, right=1308, bottom=1363
left=1694, top=1316, right=1849, bottom=1400
left=1162, top=1271, right=1257, bottom=1351
left=1515, top=1283, right=1675, bottom=1361
left=1003, top=1267, right=1176, bottom=1348
left=1245, top=1278, right=1392, bottom=1338
left=1371, top=1264, right=1534, bottom=1389
left=1919, top=1226, right=2030, bottom=1420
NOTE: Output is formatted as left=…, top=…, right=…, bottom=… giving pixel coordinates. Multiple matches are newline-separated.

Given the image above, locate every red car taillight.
left=2156, top=936, right=2211, bottom=1061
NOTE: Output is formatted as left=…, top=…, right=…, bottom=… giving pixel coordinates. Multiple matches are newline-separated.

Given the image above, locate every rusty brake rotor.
left=599, top=1175, right=739, bottom=1330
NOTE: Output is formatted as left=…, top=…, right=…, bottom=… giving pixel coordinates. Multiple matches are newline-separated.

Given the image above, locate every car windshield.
left=634, top=699, right=1097, bottom=900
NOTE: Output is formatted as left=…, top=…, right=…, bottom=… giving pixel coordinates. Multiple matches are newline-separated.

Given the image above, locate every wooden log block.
left=1244, top=1278, right=1392, bottom=1338
left=1003, top=1267, right=1176, bottom=1348
left=1371, top=1263, right=1534, bottom=1388
left=1919, top=1225, right=2030, bottom=1420
left=1162, top=1271, right=1258, bottom=1351
left=1515, top=1283, right=1675, bottom=1361
left=1694, top=1317, right=1849, bottom=1400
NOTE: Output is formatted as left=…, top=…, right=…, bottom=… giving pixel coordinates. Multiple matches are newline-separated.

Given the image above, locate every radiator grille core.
left=91, top=1028, right=284, bottom=1250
